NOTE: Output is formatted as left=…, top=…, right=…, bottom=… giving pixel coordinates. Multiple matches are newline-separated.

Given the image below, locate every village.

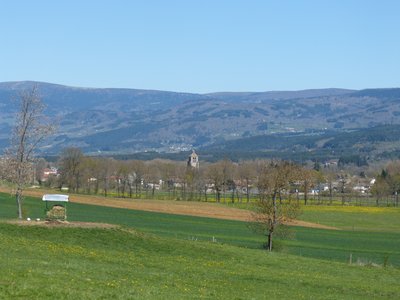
left=14, top=148, right=395, bottom=207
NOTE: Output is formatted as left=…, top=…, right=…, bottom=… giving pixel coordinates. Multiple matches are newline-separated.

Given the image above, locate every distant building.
left=187, top=150, right=199, bottom=169
left=41, top=167, right=58, bottom=182
left=324, top=159, right=339, bottom=168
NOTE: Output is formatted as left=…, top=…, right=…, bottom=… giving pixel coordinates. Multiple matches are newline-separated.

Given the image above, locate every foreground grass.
left=1, top=223, right=399, bottom=299
left=1, top=192, right=400, bottom=267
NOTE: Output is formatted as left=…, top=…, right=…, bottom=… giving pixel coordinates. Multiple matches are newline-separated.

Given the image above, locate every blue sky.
left=0, top=0, right=399, bottom=93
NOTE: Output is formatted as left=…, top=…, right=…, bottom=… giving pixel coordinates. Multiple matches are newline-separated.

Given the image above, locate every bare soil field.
left=6, top=219, right=119, bottom=229
left=0, top=187, right=338, bottom=230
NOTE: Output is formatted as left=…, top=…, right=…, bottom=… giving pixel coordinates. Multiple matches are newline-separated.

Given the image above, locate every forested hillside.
left=1, top=81, right=400, bottom=162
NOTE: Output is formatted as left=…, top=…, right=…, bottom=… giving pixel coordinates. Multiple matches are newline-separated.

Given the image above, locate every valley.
left=1, top=81, right=400, bottom=163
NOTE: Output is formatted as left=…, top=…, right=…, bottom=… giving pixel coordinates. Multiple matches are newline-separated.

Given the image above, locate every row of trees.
left=49, top=147, right=325, bottom=203
left=34, top=149, right=400, bottom=208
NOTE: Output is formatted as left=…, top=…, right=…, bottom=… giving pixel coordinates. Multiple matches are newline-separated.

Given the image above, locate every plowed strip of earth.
left=0, top=187, right=338, bottom=230
left=6, top=220, right=119, bottom=229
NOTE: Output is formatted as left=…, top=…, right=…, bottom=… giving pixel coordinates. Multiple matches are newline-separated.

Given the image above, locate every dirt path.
left=0, top=187, right=338, bottom=230
left=6, top=219, right=119, bottom=229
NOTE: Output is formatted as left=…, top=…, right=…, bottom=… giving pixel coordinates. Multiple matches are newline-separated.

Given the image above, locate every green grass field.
left=1, top=192, right=400, bottom=298
left=300, top=205, right=400, bottom=232
left=2, top=223, right=400, bottom=299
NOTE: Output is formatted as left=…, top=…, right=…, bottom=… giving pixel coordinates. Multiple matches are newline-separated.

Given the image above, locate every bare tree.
left=58, top=147, right=84, bottom=193
left=206, top=161, right=227, bottom=202
left=238, top=160, right=257, bottom=203
left=34, top=157, right=48, bottom=185
left=370, top=164, right=400, bottom=206
left=385, top=161, right=400, bottom=206
left=99, top=158, right=116, bottom=197
left=323, top=167, right=337, bottom=205
left=300, top=169, right=316, bottom=205
left=158, top=161, right=178, bottom=199
left=5, top=87, right=54, bottom=219
left=371, top=175, right=390, bottom=206
left=253, top=160, right=301, bottom=251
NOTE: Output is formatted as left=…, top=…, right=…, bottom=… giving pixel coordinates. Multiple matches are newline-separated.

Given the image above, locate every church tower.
left=187, top=150, right=199, bottom=169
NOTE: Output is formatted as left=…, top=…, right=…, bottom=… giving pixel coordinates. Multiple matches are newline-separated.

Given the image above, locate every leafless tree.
left=34, top=157, right=48, bottom=185
left=371, top=175, right=390, bottom=206
left=80, top=156, right=99, bottom=194
left=205, top=160, right=233, bottom=202
left=158, top=160, right=178, bottom=199
left=58, top=147, right=84, bottom=192
left=5, top=86, right=54, bottom=219
left=253, top=160, right=301, bottom=251
left=238, top=160, right=257, bottom=203
left=370, top=161, right=400, bottom=206
left=98, top=157, right=117, bottom=197
left=300, top=169, right=316, bottom=205
left=385, top=161, right=400, bottom=206
left=323, top=167, right=337, bottom=204
left=130, top=160, right=145, bottom=197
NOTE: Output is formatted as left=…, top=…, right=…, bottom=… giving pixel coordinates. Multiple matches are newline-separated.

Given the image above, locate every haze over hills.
left=1, top=81, right=400, bottom=162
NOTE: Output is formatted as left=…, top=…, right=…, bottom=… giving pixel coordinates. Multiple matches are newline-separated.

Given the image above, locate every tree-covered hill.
left=1, top=81, right=400, bottom=160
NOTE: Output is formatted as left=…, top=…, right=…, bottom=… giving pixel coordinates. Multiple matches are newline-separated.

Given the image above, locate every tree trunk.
left=267, top=231, right=273, bottom=251
left=273, top=192, right=277, bottom=226
left=246, top=179, right=250, bottom=203
left=104, top=178, right=108, bottom=197
left=16, top=188, right=23, bottom=219
left=304, top=189, right=308, bottom=205
left=268, top=192, right=278, bottom=252
left=94, top=181, right=99, bottom=194
left=182, top=182, right=186, bottom=200
left=87, top=182, right=91, bottom=194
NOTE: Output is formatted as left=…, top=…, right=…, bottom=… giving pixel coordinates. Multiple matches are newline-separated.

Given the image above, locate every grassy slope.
left=1, top=223, right=399, bottom=299
left=1, top=192, right=400, bottom=298
left=1, top=193, right=400, bottom=266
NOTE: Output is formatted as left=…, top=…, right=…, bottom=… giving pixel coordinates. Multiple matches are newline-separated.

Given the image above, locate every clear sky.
left=0, top=0, right=399, bottom=93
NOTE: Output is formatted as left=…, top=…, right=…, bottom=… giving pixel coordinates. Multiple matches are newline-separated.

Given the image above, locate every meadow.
left=1, top=192, right=400, bottom=298
left=300, top=205, right=400, bottom=232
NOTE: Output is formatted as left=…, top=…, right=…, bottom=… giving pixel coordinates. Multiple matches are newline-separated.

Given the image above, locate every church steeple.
left=187, top=150, right=199, bottom=168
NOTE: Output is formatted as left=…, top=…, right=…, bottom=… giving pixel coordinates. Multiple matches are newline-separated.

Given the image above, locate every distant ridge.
left=1, top=81, right=400, bottom=161
left=207, top=88, right=355, bottom=101
left=0, top=80, right=354, bottom=95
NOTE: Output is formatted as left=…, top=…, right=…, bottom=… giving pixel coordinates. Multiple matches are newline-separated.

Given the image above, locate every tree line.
left=35, top=148, right=318, bottom=203
left=26, top=147, right=398, bottom=207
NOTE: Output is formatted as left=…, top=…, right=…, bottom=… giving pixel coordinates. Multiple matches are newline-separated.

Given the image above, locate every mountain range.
left=1, top=81, right=400, bottom=162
